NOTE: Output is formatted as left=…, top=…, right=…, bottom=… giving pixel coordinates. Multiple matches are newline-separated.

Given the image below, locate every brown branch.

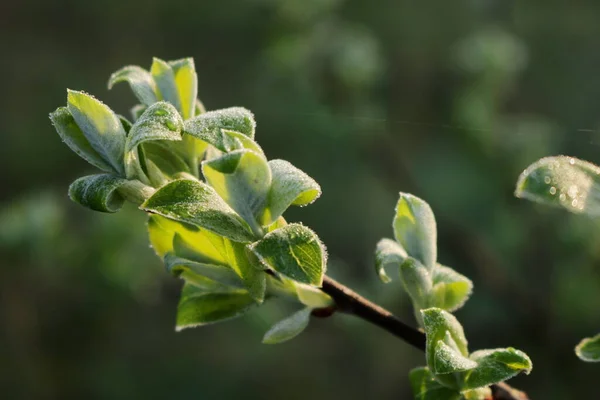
left=319, top=275, right=529, bottom=400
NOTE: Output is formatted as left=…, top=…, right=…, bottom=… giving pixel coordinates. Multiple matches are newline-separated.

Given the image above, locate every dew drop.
left=559, top=193, right=567, bottom=202
left=166, top=120, right=178, bottom=131
left=569, top=158, right=575, bottom=165
left=544, top=176, right=551, bottom=184
left=571, top=199, right=578, bottom=207
left=549, top=187, right=557, bottom=195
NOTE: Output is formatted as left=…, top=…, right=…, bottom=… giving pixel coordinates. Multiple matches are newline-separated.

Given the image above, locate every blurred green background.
left=2, top=0, right=600, bottom=398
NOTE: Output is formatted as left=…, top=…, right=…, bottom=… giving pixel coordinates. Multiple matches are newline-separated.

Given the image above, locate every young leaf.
left=515, top=156, right=600, bottom=216
left=393, top=193, right=437, bottom=269
left=409, top=367, right=462, bottom=400
left=151, top=58, right=182, bottom=112
left=261, top=160, right=321, bottom=226
left=294, top=282, right=334, bottom=308
left=141, top=179, right=256, bottom=242
left=575, top=334, right=600, bottom=362
left=108, top=65, right=159, bottom=106
left=262, top=307, right=312, bottom=344
left=50, top=107, right=116, bottom=173
left=422, top=308, right=469, bottom=365
left=172, top=231, right=227, bottom=266
left=184, top=107, right=256, bottom=151
left=399, top=258, right=432, bottom=309
left=131, top=104, right=147, bottom=121
left=143, top=142, right=191, bottom=177
left=250, top=223, right=327, bottom=286
left=67, top=90, right=126, bottom=175
left=224, top=129, right=264, bottom=156
left=176, top=282, right=256, bottom=331
left=462, top=348, right=532, bottom=390
left=374, top=238, right=408, bottom=283
left=433, top=340, right=477, bottom=375
left=164, top=253, right=243, bottom=289
left=169, top=58, right=198, bottom=120
left=126, top=102, right=183, bottom=152
left=223, top=239, right=266, bottom=302
left=430, top=265, right=473, bottom=312
left=68, top=174, right=127, bottom=213
left=203, top=149, right=271, bottom=232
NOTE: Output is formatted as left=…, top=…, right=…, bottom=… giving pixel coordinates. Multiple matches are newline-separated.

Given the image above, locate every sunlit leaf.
left=263, top=307, right=312, bottom=344
left=169, top=58, right=198, bottom=120
left=433, top=339, right=477, bottom=375
left=374, top=238, right=407, bottom=283
left=430, top=265, right=473, bottom=312
left=184, top=107, right=256, bottom=151
left=409, top=367, right=462, bottom=400
left=422, top=308, right=469, bottom=364
left=575, top=334, right=600, bottom=362
left=399, top=258, right=432, bottom=309
left=108, top=65, right=159, bottom=106
left=126, top=102, right=183, bottom=152
left=223, top=239, right=266, bottom=302
left=151, top=57, right=181, bottom=112
left=462, top=348, right=532, bottom=390
left=164, top=253, right=242, bottom=288
left=68, top=174, right=127, bottom=213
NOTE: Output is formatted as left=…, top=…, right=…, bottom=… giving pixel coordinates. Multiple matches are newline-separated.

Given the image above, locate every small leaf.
left=374, top=238, right=407, bottom=283
left=575, top=333, right=600, bottom=362
left=409, top=367, right=462, bottom=400
left=263, top=307, right=312, bottom=344
left=463, top=348, right=532, bottom=390
left=261, top=160, right=321, bottom=226
left=184, top=107, right=256, bottom=151
left=172, top=231, right=227, bottom=265
left=108, top=65, right=159, bottom=106
left=164, top=253, right=242, bottom=289
left=250, top=223, right=327, bottom=286
left=151, top=57, right=182, bottom=112
left=176, top=282, right=256, bottom=331
left=143, top=142, right=191, bottom=177
left=67, top=90, right=127, bottom=175
left=400, top=258, right=432, bottom=309
left=126, top=102, right=183, bottom=152
left=50, top=107, right=115, bottom=173
left=223, top=240, right=266, bottom=302
left=393, top=193, right=437, bottom=269
left=224, top=129, right=265, bottom=156
left=141, top=179, right=256, bottom=242
left=430, top=265, right=473, bottom=312
left=515, top=156, right=600, bottom=216
left=169, top=58, right=198, bottom=120
left=422, top=308, right=469, bottom=370
left=433, top=339, right=477, bottom=375
left=68, top=174, right=127, bottom=213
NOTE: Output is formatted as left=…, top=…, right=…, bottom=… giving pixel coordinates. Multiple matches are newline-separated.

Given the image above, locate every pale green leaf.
left=250, top=223, right=327, bottom=286
left=224, top=129, right=265, bottom=156
left=463, top=348, right=532, bottom=390
left=50, top=107, right=115, bottom=173
left=108, top=65, right=159, bottom=106
left=131, top=104, right=147, bottom=121
left=169, top=58, right=198, bottom=120
left=68, top=174, right=127, bottom=213
left=223, top=239, right=266, bottom=302
left=575, top=334, right=600, bottom=362
left=422, top=308, right=469, bottom=368
left=409, top=367, right=462, bottom=400
left=294, top=282, right=334, bottom=308
left=263, top=307, right=312, bottom=344
left=143, top=142, right=191, bottom=177
left=176, top=282, right=256, bottom=331
left=430, top=265, right=473, bottom=312
left=150, top=57, right=181, bottom=112
left=67, top=90, right=126, bottom=175
left=261, top=160, right=321, bottom=226
left=399, top=258, right=432, bottom=310
left=126, top=102, right=183, bottom=152
left=394, top=193, right=437, bottom=269
left=184, top=107, right=256, bottom=151
left=119, top=115, right=132, bottom=134
left=164, top=253, right=243, bottom=289
left=141, top=179, right=256, bottom=242
left=433, top=339, right=477, bottom=375
left=515, top=156, right=600, bottom=216
left=374, top=238, right=407, bottom=283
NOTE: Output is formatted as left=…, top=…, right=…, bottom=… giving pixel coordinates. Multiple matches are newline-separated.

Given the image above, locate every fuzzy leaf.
left=575, top=334, right=600, bottom=362
left=430, top=265, right=473, bottom=312
left=108, top=65, right=158, bottom=106
left=184, top=107, right=256, bottom=151
left=263, top=307, right=312, bottom=344
left=131, top=104, right=147, bottom=121
left=251, top=224, right=327, bottom=286
left=151, top=58, right=182, bottom=112
left=433, top=340, right=477, bottom=375
left=126, top=102, right=183, bottom=152
left=67, top=90, right=126, bottom=175
left=169, top=58, right=198, bottom=120
left=409, top=367, right=462, bottom=400
left=225, top=129, right=265, bottom=156
left=50, top=107, right=116, bottom=173
left=400, top=258, right=432, bottom=308
left=176, top=282, right=256, bottom=331
left=203, top=149, right=271, bottom=231
left=374, top=238, right=407, bottom=283
left=223, top=240, right=266, bottom=302
left=462, top=348, right=532, bottom=390
left=141, top=179, right=255, bottom=242
left=142, top=142, right=191, bottom=179
left=515, top=156, right=600, bottom=216
left=164, top=253, right=242, bottom=289
left=171, top=230, right=227, bottom=265
left=394, top=193, right=437, bottom=269
left=68, top=174, right=127, bottom=213
left=148, top=215, right=199, bottom=258
left=422, top=308, right=469, bottom=367
left=261, top=160, right=321, bottom=226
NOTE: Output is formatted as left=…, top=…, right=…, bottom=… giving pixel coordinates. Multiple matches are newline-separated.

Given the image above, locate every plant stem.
left=319, top=275, right=529, bottom=400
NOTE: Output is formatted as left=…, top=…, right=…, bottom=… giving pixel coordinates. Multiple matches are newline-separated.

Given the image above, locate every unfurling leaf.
left=430, top=265, right=473, bottom=312
left=223, top=239, right=266, bottom=302
left=462, top=348, right=532, bottom=390
left=164, top=253, right=243, bottom=289
left=151, top=58, right=182, bottom=113
left=169, top=58, right=198, bottom=120
left=141, top=179, right=255, bottom=242
left=400, top=257, right=432, bottom=309
left=68, top=174, right=127, bottom=213
left=67, top=90, right=126, bottom=175
left=184, top=107, right=256, bottom=151
left=394, top=193, right=437, bottom=269
left=263, top=307, right=312, bottom=344
left=433, top=340, right=477, bottom=375
left=175, top=282, right=256, bottom=331
left=250, top=223, right=327, bottom=286
left=409, top=367, right=462, bottom=400
left=422, top=308, right=469, bottom=366
left=108, top=65, right=159, bottom=106
left=575, top=334, right=600, bottom=362
left=515, top=155, right=600, bottom=216
left=374, top=238, right=407, bottom=283
left=126, top=102, right=183, bottom=152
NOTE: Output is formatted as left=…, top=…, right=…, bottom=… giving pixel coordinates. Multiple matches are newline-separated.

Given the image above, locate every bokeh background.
left=2, top=0, right=600, bottom=398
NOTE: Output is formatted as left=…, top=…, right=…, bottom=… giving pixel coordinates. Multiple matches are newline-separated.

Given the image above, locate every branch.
left=319, top=275, right=529, bottom=400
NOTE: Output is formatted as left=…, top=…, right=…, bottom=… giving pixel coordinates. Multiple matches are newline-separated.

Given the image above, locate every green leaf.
left=164, top=253, right=243, bottom=289
left=224, top=129, right=265, bottom=156
left=515, top=156, right=600, bottom=216
left=67, top=90, right=126, bottom=175
left=183, top=107, right=256, bottom=151
left=250, top=223, right=327, bottom=286
left=462, top=348, right=532, bottom=390
left=575, top=334, right=600, bottom=362
left=108, top=65, right=159, bottom=106
left=131, top=104, right=147, bottom=121
left=126, top=102, right=183, bottom=152
left=374, top=238, right=407, bottom=283
left=142, top=142, right=191, bottom=184
left=68, top=174, right=127, bottom=213
left=262, top=307, right=312, bottom=344
left=223, top=239, right=266, bottom=302
left=172, top=230, right=227, bottom=265
left=169, top=58, right=198, bottom=120
left=50, top=107, right=115, bottom=173
left=393, top=193, right=437, bottom=269
left=430, top=265, right=473, bottom=312
left=203, top=149, right=271, bottom=232
left=409, top=367, right=462, bottom=400
left=422, top=308, right=469, bottom=367
left=399, top=257, right=432, bottom=310
left=151, top=57, right=182, bottom=112
left=119, top=115, right=132, bottom=134
left=176, top=282, right=256, bottom=331
left=294, top=282, right=334, bottom=308
left=141, top=179, right=256, bottom=243
left=261, top=160, right=321, bottom=226
left=433, top=339, right=477, bottom=375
